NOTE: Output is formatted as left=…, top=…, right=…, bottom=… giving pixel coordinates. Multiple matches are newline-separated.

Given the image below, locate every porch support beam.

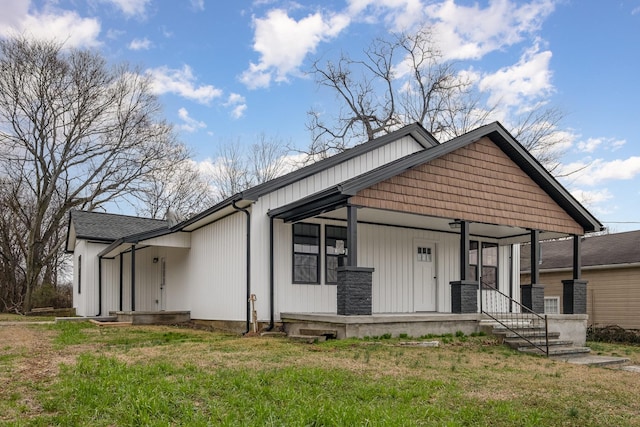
left=521, top=229, right=544, bottom=313
left=572, top=234, right=581, bottom=280
left=459, top=220, right=470, bottom=281
left=131, top=244, right=136, bottom=312
left=450, top=220, right=477, bottom=313
left=346, top=204, right=358, bottom=267
left=119, top=253, right=123, bottom=311
left=563, top=234, right=588, bottom=314
left=530, top=229, right=540, bottom=284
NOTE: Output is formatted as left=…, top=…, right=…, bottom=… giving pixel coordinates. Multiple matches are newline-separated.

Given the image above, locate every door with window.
left=414, top=240, right=436, bottom=311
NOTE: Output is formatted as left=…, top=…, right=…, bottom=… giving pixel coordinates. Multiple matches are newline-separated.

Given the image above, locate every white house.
left=65, top=122, right=602, bottom=338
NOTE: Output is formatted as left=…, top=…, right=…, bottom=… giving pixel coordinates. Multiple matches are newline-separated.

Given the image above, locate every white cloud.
left=0, top=0, right=101, bottom=48
left=224, top=93, right=247, bottom=119
left=102, top=0, right=151, bottom=18
left=479, top=43, right=553, bottom=108
left=128, top=37, right=152, bottom=50
left=559, top=157, right=640, bottom=187
left=424, top=0, right=556, bottom=60
left=240, top=8, right=350, bottom=89
left=577, top=137, right=626, bottom=153
left=191, top=0, right=205, bottom=11
left=571, top=188, right=613, bottom=206
left=347, top=0, right=426, bottom=31
left=147, top=65, right=223, bottom=104
left=177, top=108, right=206, bottom=133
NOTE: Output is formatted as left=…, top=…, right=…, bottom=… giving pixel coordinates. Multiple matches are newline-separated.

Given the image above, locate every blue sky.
left=1, top=0, right=639, bottom=232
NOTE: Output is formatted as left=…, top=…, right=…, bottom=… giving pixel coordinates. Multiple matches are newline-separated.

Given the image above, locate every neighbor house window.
left=468, top=241, right=498, bottom=289
left=78, top=255, right=82, bottom=294
left=293, top=223, right=320, bottom=284
left=544, top=297, right=560, bottom=314
left=325, top=225, right=347, bottom=284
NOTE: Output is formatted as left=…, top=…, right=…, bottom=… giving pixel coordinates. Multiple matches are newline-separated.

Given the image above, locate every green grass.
left=1, top=323, right=639, bottom=426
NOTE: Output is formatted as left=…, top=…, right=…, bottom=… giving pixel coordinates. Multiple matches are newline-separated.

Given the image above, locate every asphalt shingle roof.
left=520, top=230, right=640, bottom=271
left=70, top=210, right=168, bottom=242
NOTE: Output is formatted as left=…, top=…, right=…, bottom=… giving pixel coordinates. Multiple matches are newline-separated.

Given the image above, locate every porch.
left=281, top=312, right=589, bottom=347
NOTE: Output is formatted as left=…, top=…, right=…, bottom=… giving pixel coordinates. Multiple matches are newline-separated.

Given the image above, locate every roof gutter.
left=521, top=261, right=640, bottom=275
left=232, top=201, right=252, bottom=335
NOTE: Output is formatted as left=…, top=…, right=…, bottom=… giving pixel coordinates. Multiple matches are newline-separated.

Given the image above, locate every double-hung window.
left=325, top=225, right=347, bottom=284
left=469, top=241, right=498, bottom=289
left=293, top=223, right=320, bottom=284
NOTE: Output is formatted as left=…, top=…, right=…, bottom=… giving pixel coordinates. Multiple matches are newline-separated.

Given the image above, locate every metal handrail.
left=480, top=282, right=549, bottom=356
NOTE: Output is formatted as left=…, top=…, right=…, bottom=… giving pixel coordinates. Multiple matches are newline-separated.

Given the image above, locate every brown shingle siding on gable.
left=351, top=137, right=584, bottom=235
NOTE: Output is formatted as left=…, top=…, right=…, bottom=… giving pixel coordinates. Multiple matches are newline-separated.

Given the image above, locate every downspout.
left=265, top=216, right=275, bottom=331
left=97, top=256, right=103, bottom=316
left=232, top=201, right=251, bottom=335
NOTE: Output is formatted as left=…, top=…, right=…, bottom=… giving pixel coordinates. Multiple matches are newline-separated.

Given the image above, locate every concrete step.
left=288, top=334, right=327, bottom=344
left=299, top=328, right=338, bottom=339
left=518, top=346, right=591, bottom=357
left=500, top=330, right=560, bottom=340
left=552, top=354, right=631, bottom=368
left=504, top=338, right=573, bottom=349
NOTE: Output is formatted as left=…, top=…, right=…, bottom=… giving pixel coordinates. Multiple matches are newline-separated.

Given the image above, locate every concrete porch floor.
left=281, top=312, right=483, bottom=339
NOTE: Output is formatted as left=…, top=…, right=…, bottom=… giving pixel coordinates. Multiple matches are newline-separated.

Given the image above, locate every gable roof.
left=521, top=230, right=640, bottom=272
left=269, top=122, right=602, bottom=234
left=66, top=210, right=168, bottom=252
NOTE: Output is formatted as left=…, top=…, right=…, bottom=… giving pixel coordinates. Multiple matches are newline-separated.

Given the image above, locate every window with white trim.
left=544, top=297, right=560, bottom=314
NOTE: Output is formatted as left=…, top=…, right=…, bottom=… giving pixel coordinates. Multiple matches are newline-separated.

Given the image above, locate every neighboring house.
left=521, top=231, right=640, bottom=330
left=65, top=122, right=602, bottom=334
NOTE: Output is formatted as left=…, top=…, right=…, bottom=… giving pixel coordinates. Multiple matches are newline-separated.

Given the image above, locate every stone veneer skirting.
left=562, top=279, right=588, bottom=314
left=450, top=281, right=478, bottom=313
left=521, top=284, right=545, bottom=314
left=337, top=267, right=374, bottom=316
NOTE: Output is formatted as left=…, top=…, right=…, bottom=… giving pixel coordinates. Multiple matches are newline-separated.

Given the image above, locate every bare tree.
left=307, top=28, right=566, bottom=169
left=135, top=154, right=217, bottom=221
left=0, top=36, right=187, bottom=312
left=249, top=133, right=289, bottom=184
left=213, top=134, right=290, bottom=200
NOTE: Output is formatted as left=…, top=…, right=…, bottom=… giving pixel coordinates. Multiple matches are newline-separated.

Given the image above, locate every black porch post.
left=530, top=229, right=540, bottom=284
left=131, top=245, right=136, bottom=312
left=563, top=234, right=587, bottom=314
left=119, top=253, right=123, bottom=311
left=450, top=220, right=478, bottom=313
left=459, top=220, right=470, bottom=281
left=346, top=204, right=358, bottom=267
left=521, top=229, right=544, bottom=313
left=337, top=203, right=374, bottom=315
left=572, top=235, right=582, bottom=280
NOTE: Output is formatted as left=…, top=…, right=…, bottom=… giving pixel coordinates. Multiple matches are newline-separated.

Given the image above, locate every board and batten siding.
left=272, top=217, right=519, bottom=316
left=350, top=137, right=584, bottom=235
left=185, top=211, right=247, bottom=321
left=524, top=267, right=640, bottom=330
left=250, top=135, right=426, bottom=319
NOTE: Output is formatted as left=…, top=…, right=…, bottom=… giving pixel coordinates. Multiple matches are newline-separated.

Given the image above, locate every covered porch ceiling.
left=278, top=204, right=570, bottom=244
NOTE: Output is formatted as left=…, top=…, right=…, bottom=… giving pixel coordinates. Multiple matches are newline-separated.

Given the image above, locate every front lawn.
left=1, top=322, right=639, bottom=426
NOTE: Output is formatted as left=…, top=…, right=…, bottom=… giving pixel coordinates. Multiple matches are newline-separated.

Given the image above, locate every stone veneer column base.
left=521, top=284, right=545, bottom=313
left=562, top=279, right=588, bottom=314
left=450, top=281, right=478, bottom=313
left=337, top=267, right=374, bottom=316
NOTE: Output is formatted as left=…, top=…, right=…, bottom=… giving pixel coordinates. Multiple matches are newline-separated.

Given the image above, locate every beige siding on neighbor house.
left=351, top=137, right=584, bottom=235
left=523, top=267, right=640, bottom=330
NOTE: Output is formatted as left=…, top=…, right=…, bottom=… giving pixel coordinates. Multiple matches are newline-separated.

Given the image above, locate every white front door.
left=414, top=240, right=436, bottom=311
